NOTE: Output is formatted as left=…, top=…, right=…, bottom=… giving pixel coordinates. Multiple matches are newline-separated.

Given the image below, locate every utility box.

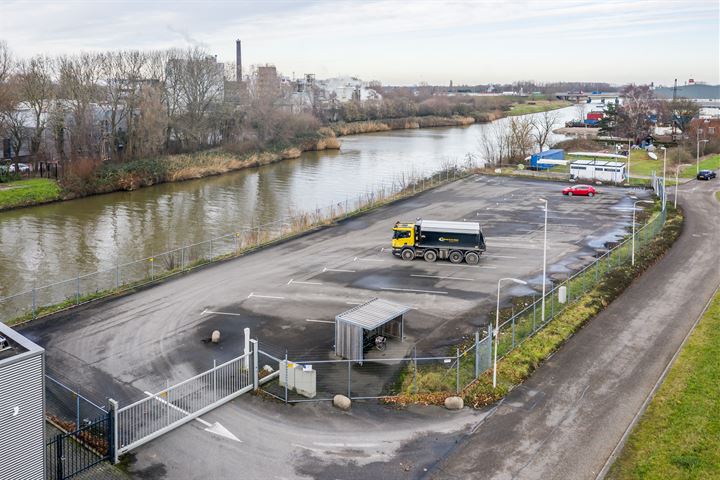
left=294, top=365, right=317, bottom=399
left=558, top=285, right=567, bottom=304
left=0, top=323, right=46, bottom=480
left=279, top=360, right=298, bottom=389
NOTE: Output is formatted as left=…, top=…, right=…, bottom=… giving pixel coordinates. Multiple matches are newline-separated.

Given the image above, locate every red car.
left=563, top=184, right=596, bottom=197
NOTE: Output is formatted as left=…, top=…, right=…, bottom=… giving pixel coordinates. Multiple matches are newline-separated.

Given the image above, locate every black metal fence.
left=46, top=411, right=114, bottom=480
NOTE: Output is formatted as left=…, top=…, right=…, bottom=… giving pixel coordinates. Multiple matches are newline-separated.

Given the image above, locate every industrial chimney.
left=236, top=39, right=242, bottom=82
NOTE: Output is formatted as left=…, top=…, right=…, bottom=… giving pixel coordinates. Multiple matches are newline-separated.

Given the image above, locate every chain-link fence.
left=1, top=163, right=476, bottom=325
left=257, top=206, right=667, bottom=402
left=45, top=375, right=108, bottom=431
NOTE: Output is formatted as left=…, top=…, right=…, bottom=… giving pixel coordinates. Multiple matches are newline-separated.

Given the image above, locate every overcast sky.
left=1, top=0, right=718, bottom=86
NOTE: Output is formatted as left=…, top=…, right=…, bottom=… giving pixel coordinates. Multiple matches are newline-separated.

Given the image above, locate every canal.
left=0, top=106, right=577, bottom=299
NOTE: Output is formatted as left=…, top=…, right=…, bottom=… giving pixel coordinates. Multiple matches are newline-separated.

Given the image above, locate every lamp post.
left=632, top=199, right=653, bottom=265
left=660, top=146, right=667, bottom=211
left=674, top=163, right=689, bottom=209
left=539, top=198, right=548, bottom=323
left=697, top=119, right=710, bottom=174
left=626, top=139, right=632, bottom=185
left=493, top=277, right=528, bottom=388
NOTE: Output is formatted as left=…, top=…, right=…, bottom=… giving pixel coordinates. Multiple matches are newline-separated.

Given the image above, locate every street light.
left=539, top=198, right=548, bottom=323
left=493, top=277, right=528, bottom=389
left=674, top=163, right=690, bottom=209
left=660, top=146, right=667, bottom=211
left=631, top=199, right=653, bottom=266
left=697, top=120, right=710, bottom=174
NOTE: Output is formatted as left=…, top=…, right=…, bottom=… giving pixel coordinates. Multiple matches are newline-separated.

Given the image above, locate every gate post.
left=474, top=331, right=480, bottom=379
left=55, top=433, right=64, bottom=480
left=108, top=399, right=119, bottom=464
left=250, top=339, right=259, bottom=390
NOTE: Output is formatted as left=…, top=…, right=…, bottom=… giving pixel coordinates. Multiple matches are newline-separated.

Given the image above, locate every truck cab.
left=391, top=223, right=416, bottom=249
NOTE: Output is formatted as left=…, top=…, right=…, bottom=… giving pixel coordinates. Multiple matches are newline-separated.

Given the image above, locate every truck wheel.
left=465, top=252, right=479, bottom=265
left=424, top=250, right=437, bottom=263
left=401, top=248, right=415, bottom=261
left=449, top=251, right=464, bottom=264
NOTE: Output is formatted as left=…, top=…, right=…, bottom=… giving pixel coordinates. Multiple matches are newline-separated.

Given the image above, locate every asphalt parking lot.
left=18, top=175, right=651, bottom=478
left=21, top=175, right=651, bottom=401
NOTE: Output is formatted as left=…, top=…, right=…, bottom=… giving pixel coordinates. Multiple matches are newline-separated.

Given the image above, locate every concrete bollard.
left=333, top=394, right=351, bottom=411
left=444, top=396, right=464, bottom=410
left=211, top=330, right=221, bottom=344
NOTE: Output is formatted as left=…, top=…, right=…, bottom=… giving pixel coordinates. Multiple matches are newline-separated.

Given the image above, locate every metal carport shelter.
left=335, top=298, right=411, bottom=362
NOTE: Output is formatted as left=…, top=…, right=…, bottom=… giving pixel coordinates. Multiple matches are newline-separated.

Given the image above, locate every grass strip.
left=607, top=289, right=720, bottom=480
left=0, top=178, right=61, bottom=211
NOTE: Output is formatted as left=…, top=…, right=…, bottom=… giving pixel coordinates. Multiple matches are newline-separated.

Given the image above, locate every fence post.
left=32, top=288, right=36, bottom=319
left=474, top=332, right=480, bottom=379
left=595, top=258, right=599, bottom=282
left=347, top=360, right=351, bottom=399
left=532, top=294, right=536, bottom=332
left=413, top=346, right=417, bottom=396
left=251, top=339, right=259, bottom=390
left=213, top=359, right=217, bottom=403
left=456, top=347, right=460, bottom=395
left=150, top=257, right=154, bottom=281
left=284, top=351, right=288, bottom=404
left=567, top=274, right=571, bottom=304
left=487, top=324, right=493, bottom=371
left=511, top=315, right=516, bottom=348
left=108, top=398, right=119, bottom=464
left=76, top=392, right=81, bottom=428
left=550, top=282, right=555, bottom=319
left=76, top=275, right=80, bottom=305
left=210, top=238, right=213, bottom=260
left=116, top=261, right=120, bottom=288
left=55, top=433, right=64, bottom=480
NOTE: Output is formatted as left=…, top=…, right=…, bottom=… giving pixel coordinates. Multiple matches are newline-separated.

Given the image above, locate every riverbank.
left=0, top=100, right=570, bottom=212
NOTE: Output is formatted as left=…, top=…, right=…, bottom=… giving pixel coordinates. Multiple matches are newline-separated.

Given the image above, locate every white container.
left=294, top=367, right=317, bottom=399
left=279, top=360, right=297, bottom=390
left=558, top=285, right=567, bottom=304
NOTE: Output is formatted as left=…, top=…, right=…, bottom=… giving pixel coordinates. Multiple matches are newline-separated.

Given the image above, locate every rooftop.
left=336, top=297, right=411, bottom=330
left=0, top=323, right=43, bottom=364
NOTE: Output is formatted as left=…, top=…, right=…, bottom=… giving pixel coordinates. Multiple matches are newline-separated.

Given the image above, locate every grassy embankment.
left=386, top=202, right=683, bottom=408
left=607, top=290, right=720, bottom=480
left=507, top=99, right=571, bottom=116
left=0, top=178, right=62, bottom=211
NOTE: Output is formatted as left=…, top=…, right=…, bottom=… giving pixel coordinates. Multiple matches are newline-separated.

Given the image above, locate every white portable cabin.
left=569, top=159, right=626, bottom=183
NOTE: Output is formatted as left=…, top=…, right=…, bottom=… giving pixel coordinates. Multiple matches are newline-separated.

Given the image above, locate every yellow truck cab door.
left=392, top=225, right=414, bottom=249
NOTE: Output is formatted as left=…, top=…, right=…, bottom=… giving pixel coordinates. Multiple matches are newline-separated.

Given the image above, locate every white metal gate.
left=111, top=340, right=258, bottom=459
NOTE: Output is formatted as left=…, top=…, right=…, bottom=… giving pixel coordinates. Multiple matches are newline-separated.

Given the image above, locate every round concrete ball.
left=211, top=330, right=221, bottom=344
left=444, top=396, right=464, bottom=410
left=333, top=394, right=351, bottom=411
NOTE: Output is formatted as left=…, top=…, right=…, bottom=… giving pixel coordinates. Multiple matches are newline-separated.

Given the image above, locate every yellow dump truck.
left=391, top=220, right=486, bottom=264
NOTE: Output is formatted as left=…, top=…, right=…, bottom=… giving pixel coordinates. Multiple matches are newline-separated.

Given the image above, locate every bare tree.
left=508, top=116, right=534, bottom=162
left=57, top=52, right=102, bottom=160
left=574, top=102, right=586, bottom=122
left=17, top=55, right=55, bottom=168
left=0, top=77, right=28, bottom=173
left=531, top=110, right=559, bottom=152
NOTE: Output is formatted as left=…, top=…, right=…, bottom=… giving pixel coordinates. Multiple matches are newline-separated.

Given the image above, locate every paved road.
left=426, top=177, right=720, bottom=479
left=16, top=175, right=649, bottom=479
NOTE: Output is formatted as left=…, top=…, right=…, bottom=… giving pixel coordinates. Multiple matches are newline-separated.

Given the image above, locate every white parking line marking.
left=354, top=257, right=386, bottom=262
left=322, top=267, right=357, bottom=273
left=289, top=279, right=322, bottom=286
left=306, top=319, right=334, bottom=324
left=247, top=293, right=286, bottom=300
left=201, top=309, right=244, bottom=317
left=345, top=301, right=364, bottom=305
left=484, top=254, right=517, bottom=259
left=381, top=287, right=448, bottom=295
left=411, top=274, right=475, bottom=281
